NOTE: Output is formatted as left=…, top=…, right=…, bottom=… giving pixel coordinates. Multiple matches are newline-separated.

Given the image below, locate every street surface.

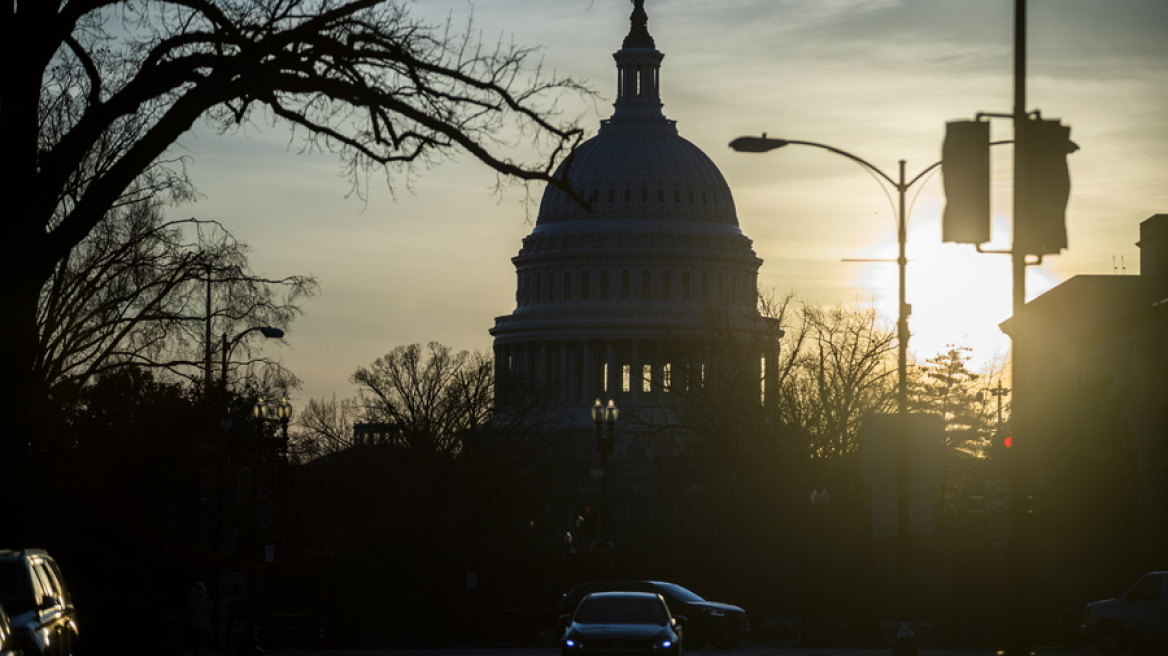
left=262, top=647, right=1093, bottom=656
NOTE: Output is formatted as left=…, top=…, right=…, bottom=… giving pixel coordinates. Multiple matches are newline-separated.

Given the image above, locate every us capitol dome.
left=490, top=0, right=780, bottom=418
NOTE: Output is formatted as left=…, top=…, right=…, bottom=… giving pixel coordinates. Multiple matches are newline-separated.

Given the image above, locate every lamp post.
left=276, top=397, right=293, bottom=447
left=211, top=325, right=283, bottom=614
left=221, top=326, right=284, bottom=399
left=730, top=135, right=939, bottom=656
left=591, top=398, right=618, bottom=540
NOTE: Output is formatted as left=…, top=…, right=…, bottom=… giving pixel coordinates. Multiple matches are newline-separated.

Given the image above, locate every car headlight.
left=660, top=639, right=674, bottom=649
left=564, top=638, right=580, bottom=649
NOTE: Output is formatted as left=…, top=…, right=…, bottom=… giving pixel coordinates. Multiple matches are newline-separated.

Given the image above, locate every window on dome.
left=621, top=364, right=631, bottom=393
left=663, top=363, right=672, bottom=391
left=640, top=271, right=651, bottom=300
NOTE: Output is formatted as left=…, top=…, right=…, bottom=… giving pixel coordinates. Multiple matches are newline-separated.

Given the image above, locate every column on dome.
left=763, top=340, right=779, bottom=408
left=556, top=341, right=566, bottom=401
left=581, top=341, right=594, bottom=401
left=536, top=341, right=547, bottom=388
left=605, top=339, right=618, bottom=398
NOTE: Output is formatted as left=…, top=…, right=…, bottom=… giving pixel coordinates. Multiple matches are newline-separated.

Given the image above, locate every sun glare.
left=852, top=213, right=1048, bottom=371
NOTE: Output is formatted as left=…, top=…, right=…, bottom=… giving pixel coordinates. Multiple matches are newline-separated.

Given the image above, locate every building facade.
left=490, top=1, right=779, bottom=424
left=1012, top=213, right=1168, bottom=563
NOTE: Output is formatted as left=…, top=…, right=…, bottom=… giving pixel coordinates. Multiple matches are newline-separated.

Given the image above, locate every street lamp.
left=730, top=134, right=939, bottom=433
left=591, top=398, right=618, bottom=539
left=276, top=397, right=293, bottom=445
left=220, top=326, right=284, bottom=398
left=730, top=134, right=939, bottom=656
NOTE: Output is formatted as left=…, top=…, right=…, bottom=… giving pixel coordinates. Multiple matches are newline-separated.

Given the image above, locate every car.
left=561, top=591, right=684, bottom=656
left=0, top=549, right=79, bottom=656
left=559, top=580, right=749, bottom=650
left=1, top=603, right=21, bottom=656
left=1083, top=571, right=1168, bottom=655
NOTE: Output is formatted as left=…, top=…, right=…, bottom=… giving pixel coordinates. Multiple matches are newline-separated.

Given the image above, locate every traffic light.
left=941, top=120, right=991, bottom=245
left=990, top=430, right=1014, bottom=461
left=1016, top=117, right=1075, bottom=255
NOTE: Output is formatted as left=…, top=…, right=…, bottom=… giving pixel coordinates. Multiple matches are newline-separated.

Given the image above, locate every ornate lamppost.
left=591, top=398, right=618, bottom=539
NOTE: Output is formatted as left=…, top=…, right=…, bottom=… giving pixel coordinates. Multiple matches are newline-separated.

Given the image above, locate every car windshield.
left=654, top=582, right=704, bottom=603
left=0, top=562, right=32, bottom=615
left=575, top=595, right=668, bottom=625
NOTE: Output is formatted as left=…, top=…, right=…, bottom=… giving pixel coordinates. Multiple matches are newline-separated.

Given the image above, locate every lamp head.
left=259, top=326, right=285, bottom=339
left=729, top=134, right=790, bottom=153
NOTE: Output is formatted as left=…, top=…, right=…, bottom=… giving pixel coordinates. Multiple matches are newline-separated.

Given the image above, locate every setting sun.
left=853, top=209, right=1061, bottom=371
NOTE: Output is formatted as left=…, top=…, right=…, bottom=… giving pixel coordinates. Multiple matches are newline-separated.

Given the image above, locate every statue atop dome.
left=623, top=0, right=655, bottom=49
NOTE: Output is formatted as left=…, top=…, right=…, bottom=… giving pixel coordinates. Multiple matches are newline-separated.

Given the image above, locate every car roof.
left=584, top=590, right=661, bottom=600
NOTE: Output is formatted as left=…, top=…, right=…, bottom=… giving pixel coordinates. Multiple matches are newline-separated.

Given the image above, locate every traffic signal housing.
left=941, top=119, right=992, bottom=245
left=1016, top=117, right=1075, bottom=255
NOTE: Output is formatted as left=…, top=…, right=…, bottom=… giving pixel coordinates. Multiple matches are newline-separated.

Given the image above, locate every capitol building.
left=490, top=1, right=779, bottom=422
left=488, top=1, right=781, bottom=549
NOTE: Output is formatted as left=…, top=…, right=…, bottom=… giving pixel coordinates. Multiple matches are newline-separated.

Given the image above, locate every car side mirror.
left=673, top=615, right=688, bottom=626
left=40, top=594, right=55, bottom=610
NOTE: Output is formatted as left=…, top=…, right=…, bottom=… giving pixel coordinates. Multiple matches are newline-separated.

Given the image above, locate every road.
left=263, top=646, right=1093, bottom=656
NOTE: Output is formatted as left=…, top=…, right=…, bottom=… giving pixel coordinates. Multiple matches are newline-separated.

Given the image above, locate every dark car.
left=0, top=549, right=79, bottom=656
left=1, top=603, right=20, bottom=656
left=1083, top=571, right=1168, bottom=655
left=559, top=580, right=749, bottom=650
left=562, top=591, right=683, bottom=656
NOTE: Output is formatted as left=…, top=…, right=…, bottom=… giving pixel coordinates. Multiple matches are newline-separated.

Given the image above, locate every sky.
left=169, top=0, right=1168, bottom=406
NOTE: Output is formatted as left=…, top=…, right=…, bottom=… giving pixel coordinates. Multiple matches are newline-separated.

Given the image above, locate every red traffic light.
left=1002, top=435, right=1013, bottom=448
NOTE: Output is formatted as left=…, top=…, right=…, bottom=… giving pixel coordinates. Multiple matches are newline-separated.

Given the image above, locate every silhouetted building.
left=490, top=2, right=778, bottom=414
left=1009, top=213, right=1168, bottom=558
left=489, top=2, right=779, bottom=548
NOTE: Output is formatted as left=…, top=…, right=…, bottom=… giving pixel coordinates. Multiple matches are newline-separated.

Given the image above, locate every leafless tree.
left=291, top=394, right=361, bottom=462
left=1, top=0, right=590, bottom=460
left=780, top=300, right=898, bottom=459
left=36, top=200, right=315, bottom=423
left=349, top=342, right=493, bottom=456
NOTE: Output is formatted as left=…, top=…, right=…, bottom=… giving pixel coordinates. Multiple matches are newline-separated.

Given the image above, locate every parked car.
left=0, top=549, right=79, bottom=656
left=1, top=603, right=20, bottom=656
left=561, top=591, right=683, bottom=656
left=1084, top=571, right=1168, bottom=655
left=559, top=580, right=749, bottom=650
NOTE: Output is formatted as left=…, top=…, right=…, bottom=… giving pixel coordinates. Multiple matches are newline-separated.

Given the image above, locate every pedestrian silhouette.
left=185, top=582, right=214, bottom=656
